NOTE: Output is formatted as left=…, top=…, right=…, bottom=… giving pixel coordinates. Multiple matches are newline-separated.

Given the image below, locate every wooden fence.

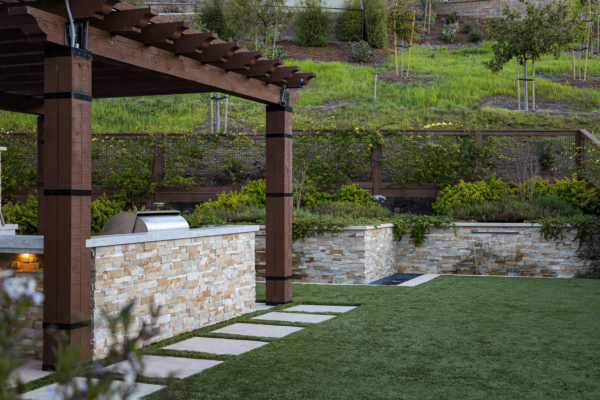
left=3, top=129, right=599, bottom=203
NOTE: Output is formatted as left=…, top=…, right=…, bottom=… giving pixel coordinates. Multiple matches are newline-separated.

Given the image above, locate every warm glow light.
left=20, top=253, right=31, bottom=262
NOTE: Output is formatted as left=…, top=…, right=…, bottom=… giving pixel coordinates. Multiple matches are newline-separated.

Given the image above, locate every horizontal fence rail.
left=1, top=129, right=598, bottom=203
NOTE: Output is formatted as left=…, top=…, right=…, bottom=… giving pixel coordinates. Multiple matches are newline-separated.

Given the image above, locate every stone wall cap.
left=0, top=235, right=44, bottom=254
left=87, top=225, right=260, bottom=248
left=258, top=223, right=395, bottom=231
left=454, top=222, right=542, bottom=228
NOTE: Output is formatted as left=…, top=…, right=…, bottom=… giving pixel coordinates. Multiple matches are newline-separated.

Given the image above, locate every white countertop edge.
left=0, top=235, right=44, bottom=254
left=87, top=225, right=260, bottom=248
left=453, top=223, right=542, bottom=228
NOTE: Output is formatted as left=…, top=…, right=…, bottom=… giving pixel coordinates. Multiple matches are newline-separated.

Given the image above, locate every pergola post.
left=37, top=115, right=44, bottom=233
left=265, top=105, right=293, bottom=305
left=42, top=46, right=93, bottom=369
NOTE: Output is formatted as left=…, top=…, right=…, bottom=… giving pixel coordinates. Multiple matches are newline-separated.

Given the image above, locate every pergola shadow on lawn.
left=0, top=0, right=314, bottom=369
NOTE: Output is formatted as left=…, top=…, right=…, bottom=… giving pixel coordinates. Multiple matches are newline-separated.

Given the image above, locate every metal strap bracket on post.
left=210, top=95, right=228, bottom=101
left=280, top=85, right=289, bottom=107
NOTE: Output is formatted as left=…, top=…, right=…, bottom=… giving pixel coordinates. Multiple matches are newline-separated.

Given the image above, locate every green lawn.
left=141, top=277, right=600, bottom=399
left=3, top=43, right=600, bottom=136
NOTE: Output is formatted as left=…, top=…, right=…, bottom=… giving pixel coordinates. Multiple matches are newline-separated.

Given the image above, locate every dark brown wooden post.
left=575, top=131, right=584, bottom=172
left=371, top=144, right=382, bottom=196
left=473, top=130, right=483, bottom=150
left=265, top=104, right=293, bottom=305
left=42, top=47, right=93, bottom=370
left=37, top=116, right=44, bottom=234
left=153, top=134, right=164, bottom=203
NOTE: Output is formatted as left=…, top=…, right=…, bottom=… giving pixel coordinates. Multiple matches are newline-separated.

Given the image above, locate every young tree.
left=196, top=0, right=237, bottom=41
left=484, top=0, right=577, bottom=110
left=228, top=0, right=294, bottom=48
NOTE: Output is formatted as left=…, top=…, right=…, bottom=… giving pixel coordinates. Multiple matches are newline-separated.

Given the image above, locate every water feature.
left=470, top=232, right=519, bottom=275
left=369, top=274, right=422, bottom=285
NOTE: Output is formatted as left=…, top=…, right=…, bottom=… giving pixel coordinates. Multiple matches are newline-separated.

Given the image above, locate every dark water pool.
left=369, top=273, right=421, bottom=286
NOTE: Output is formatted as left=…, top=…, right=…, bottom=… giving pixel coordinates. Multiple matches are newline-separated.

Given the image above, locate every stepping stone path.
left=20, top=378, right=165, bottom=399
left=165, top=337, right=268, bottom=355
left=9, top=360, right=52, bottom=387
left=107, top=355, right=222, bottom=379
left=253, top=312, right=336, bottom=324
left=18, top=303, right=356, bottom=398
left=398, top=274, right=439, bottom=287
left=213, top=322, right=304, bottom=338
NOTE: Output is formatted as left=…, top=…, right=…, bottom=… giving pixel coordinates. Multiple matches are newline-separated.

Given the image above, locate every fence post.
left=372, top=144, right=382, bottom=196
left=473, top=129, right=483, bottom=150
left=575, top=131, right=584, bottom=172
left=153, top=134, right=164, bottom=203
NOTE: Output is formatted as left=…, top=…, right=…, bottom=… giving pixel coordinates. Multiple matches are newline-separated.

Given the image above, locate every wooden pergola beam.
left=0, top=91, right=43, bottom=114
left=88, top=8, right=158, bottom=34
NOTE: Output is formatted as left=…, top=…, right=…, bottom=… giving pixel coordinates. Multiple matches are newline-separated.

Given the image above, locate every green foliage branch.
left=339, top=0, right=363, bottom=42
left=294, top=0, right=333, bottom=46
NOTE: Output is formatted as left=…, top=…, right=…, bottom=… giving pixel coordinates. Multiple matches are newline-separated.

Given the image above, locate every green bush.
left=303, top=184, right=376, bottom=207
left=2, top=194, right=38, bottom=235
left=433, top=175, right=508, bottom=214
left=91, top=194, right=125, bottom=235
left=294, top=0, right=333, bottom=47
left=445, top=196, right=583, bottom=222
left=445, top=11, right=458, bottom=24
left=469, top=31, right=483, bottom=42
left=197, top=0, right=236, bottom=41
left=441, top=21, right=459, bottom=43
left=348, top=40, right=375, bottom=62
left=576, top=217, right=600, bottom=279
left=201, top=179, right=266, bottom=210
left=364, top=0, right=387, bottom=48
left=339, top=0, right=363, bottom=42
left=540, top=174, right=600, bottom=215
left=463, top=21, right=474, bottom=33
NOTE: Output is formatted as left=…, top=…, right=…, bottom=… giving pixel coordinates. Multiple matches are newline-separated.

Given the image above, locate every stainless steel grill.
left=100, top=211, right=189, bottom=236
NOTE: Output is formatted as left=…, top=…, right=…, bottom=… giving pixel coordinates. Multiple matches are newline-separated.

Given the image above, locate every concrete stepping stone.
left=253, top=312, right=336, bottom=324
left=9, top=360, right=52, bottom=387
left=285, top=305, right=357, bottom=313
left=255, top=303, right=275, bottom=311
left=164, top=337, right=268, bottom=355
left=398, top=274, right=440, bottom=287
left=20, top=378, right=164, bottom=399
left=106, top=355, right=222, bottom=379
left=213, top=323, right=303, bottom=338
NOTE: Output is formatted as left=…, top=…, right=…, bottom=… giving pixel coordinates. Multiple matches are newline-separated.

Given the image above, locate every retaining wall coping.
left=86, top=225, right=260, bottom=248
left=258, top=223, right=395, bottom=231
left=0, top=235, right=43, bottom=254
left=453, top=223, right=542, bottom=228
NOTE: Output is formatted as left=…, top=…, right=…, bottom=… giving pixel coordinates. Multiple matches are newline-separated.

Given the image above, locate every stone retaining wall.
left=257, top=223, right=586, bottom=283
left=256, top=224, right=397, bottom=284
left=438, top=0, right=553, bottom=19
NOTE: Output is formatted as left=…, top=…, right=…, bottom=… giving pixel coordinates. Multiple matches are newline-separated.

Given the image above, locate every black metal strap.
left=44, top=46, right=93, bottom=60
left=266, top=193, right=293, bottom=197
left=266, top=133, right=293, bottom=139
left=266, top=105, right=293, bottom=113
left=43, top=321, right=90, bottom=330
left=38, top=140, right=44, bottom=145
left=266, top=275, right=293, bottom=281
left=38, top=183, right=44, bottom=187
left=265, top=300, right=293, bottom=306
left=517, top=78, right=534, bottom=81
left=44, top=189, right=92, bottom=196
left=44, top=92, right=93, bottom=102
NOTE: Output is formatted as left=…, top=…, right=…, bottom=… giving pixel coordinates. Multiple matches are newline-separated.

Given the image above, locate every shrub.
left=469, top=31, right=483, bottom=42
left=197, top=0, right=236, bottom=41
left=303, top=184, right=377, bottom=207
left=91, top=194, right=125, bottom=235
left=540, top=174, right=600, bottom=215
left=294, top=0, right=333, bottom=47
left=433, top=175, right=508, bottom=214
left=2, top=194, right=38, bottom=235
left=445, top=11, right=458, bottom=24
left=339, top=0, right=363, bottom=42
left=441, top=21, right=459, bottom=43
left=446, top=196, right=583, bottom=222
left=240, top=179, right=266, bottom=206
left=201, top=179, right=266, bottom=210
left=576, top=217, right=600, bottom=279
left=364, top=0, right=387, bottom=48
left=463, top=21, right=474, bottom=33
left=348, top=40, right=375, bottom=62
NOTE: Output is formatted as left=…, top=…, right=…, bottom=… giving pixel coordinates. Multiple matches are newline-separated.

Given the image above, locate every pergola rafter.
left=0, top=0, right=312, bottom=369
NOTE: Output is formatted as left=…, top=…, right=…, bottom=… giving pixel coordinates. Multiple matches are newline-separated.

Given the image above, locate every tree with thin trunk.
left=228, top=0, right=294, bottom=48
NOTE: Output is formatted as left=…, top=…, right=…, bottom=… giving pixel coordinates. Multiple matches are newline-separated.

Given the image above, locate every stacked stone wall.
left=437, top=0, right=554, bottom=19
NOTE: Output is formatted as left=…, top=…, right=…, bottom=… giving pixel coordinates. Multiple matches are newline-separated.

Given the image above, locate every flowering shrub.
left=0, top=274, right=156, bottom=399
left=347, top=41, right=375, bottom=63
left=441, top=22, right=459, bottom=43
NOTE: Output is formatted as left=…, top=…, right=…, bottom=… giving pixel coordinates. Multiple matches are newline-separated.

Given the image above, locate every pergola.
left=0, top=0, right=314, bottom=369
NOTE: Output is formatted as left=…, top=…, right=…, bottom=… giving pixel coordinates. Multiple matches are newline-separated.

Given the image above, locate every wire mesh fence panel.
left=582, top=141, right=600, bottom=187
left=91, top=137, right=155, bottom=188
left=0, top=134, right=37, bottom=195
left=486, top=135, right=578, bottom=183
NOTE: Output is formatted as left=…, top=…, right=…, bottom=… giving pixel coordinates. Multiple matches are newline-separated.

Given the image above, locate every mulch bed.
left=383, top=197, right=436, bottom=215
left=279, top=40, right=390, bottom=68
left=479, top=95, right=581, bottom=113
left=377, top=71, right=435, bottom=85
left=536, top=72, right=600, bottom=91
left=412, top=14, right=488, bottom=48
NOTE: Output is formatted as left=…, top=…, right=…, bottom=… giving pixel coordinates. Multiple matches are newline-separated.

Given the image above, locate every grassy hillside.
left=2, top=43, right=600, bottom=135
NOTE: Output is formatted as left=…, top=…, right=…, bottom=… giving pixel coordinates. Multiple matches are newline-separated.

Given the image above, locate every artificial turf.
left=144, top=276, right=600, bottom=400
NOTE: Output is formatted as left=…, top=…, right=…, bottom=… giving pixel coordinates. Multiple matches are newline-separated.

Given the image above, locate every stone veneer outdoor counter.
left=0, top=225, right=259, bottom=360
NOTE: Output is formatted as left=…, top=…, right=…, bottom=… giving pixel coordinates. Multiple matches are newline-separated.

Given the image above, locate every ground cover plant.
left=3, top=43, right=600, bottom=135
left=140, top=277, right=600, bottom=399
